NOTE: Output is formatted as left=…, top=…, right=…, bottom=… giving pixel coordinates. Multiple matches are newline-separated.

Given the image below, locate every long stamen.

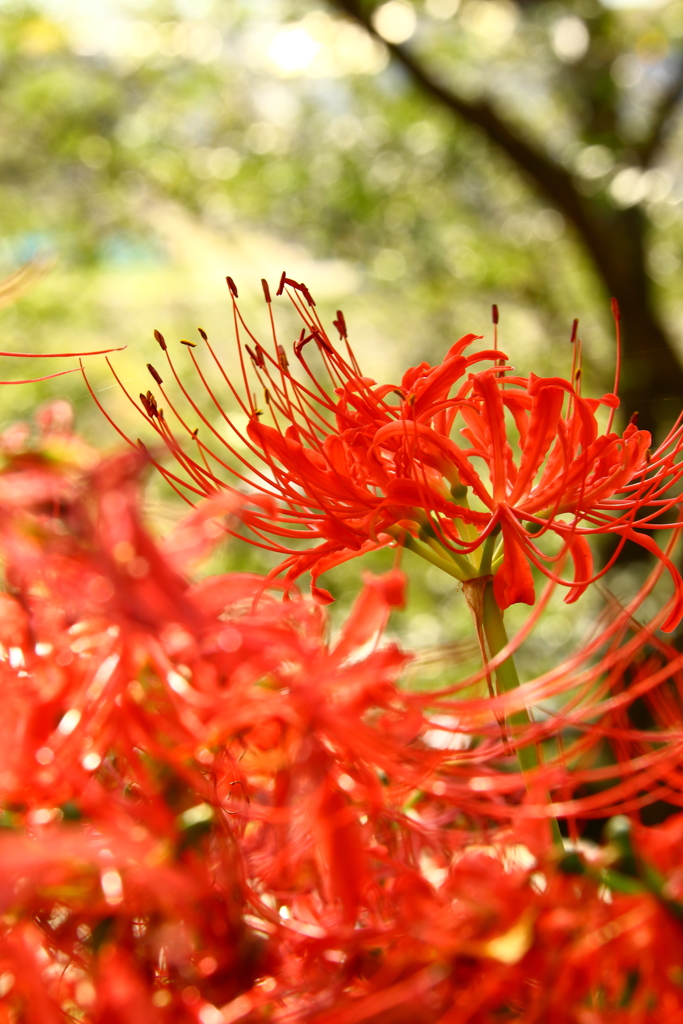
left=607, top=298, right=621, bottom=434
left=226, top=278, right=256, bottom=414
left=1, top=366, right=81, bottom=385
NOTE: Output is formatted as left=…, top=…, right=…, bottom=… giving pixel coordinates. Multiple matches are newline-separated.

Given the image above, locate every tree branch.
left=326, top=0, right=683, bottom=427
left=328, top=0, right=610, bottom=277
left=636, top=52, right=683, bottom=167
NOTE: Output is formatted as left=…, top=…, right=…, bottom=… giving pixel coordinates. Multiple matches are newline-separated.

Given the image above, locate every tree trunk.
left=576, top=204, right=683, bottom=438
left=328, top=0, right=683, bottom=438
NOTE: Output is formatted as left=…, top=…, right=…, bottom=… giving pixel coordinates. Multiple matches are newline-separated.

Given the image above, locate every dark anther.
left=141, top=390, right=157, bottom=418
left=147, top=363, right=163, bottom=385
left=284, top=278, right=314, bottom=305
left=278, top=344, right=289, bottom=370
left=197, top=328, right=208, bottom=341
left=245, top=344, right=265, bottom=369
left=294, top=329, right=310, bottom=358
left=333, top=310, right=347, bottom=338
left=153, top=329, right=167, bottom=351
left=264, top=388, right=271, bottom=404
left=226, top=276, right=238, bottom=297
left=491, top=304, right=499, bottom=325
left=261, top=278, right=271, bottom=303
left=276, top=271, right=287, bottom=296
left=570, top=319, right=579, bottom=344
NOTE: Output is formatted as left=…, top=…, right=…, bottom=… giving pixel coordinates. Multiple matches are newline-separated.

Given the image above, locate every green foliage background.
left=1, top=0, right=681, bottom=660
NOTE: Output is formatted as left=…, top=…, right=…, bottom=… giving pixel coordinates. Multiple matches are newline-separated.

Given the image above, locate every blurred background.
left=1, top=0, right=681, bottom=657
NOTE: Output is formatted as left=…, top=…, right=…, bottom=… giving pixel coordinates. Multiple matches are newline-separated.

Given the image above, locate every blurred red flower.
left=2, top=404, right=683, bottom=1020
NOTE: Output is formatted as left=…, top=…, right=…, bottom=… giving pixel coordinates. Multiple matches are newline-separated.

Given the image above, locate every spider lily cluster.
left=2, top=279, right=683, bottom=1020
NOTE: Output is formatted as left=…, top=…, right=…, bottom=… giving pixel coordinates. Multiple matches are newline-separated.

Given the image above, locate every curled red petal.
left=563, top=533, right=594, bottom=605
left=471, top=371, right=511, bottom=503
left=445, top=332, right=484, bottom=358
left=615, top=529, right=683, bottom=632
left=411, top=354, right=467, bottom=414
left=509, top=383, right=565, bottom=505
left=493, top=516, right=536, bottom=609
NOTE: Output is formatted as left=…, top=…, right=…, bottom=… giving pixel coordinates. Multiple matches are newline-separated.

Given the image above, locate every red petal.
left=333, top=569, right=406, bottom=662
left=563, top=534, right=594, bottom=604
left=472, top=372, right=511, bottom=503
left=315, top=779, right=367, bottom=922
left=411, top=355, right=467, bottom=414
left=445, top=332, right=484, bottom=358
left=502, top=390, right=532, bottom=449
left=493, top=518, right=536, bottom=609
left=509, top=383, right=565, bottom=505
left=400, top=360, right=431, bottom=391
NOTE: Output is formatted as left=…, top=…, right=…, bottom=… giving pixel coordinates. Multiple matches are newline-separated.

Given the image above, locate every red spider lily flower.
left=92, top=277, right=683, bottom=626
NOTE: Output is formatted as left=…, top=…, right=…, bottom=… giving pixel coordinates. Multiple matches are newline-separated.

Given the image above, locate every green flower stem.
left=481, top=584, right=534, bottom=767
left=482, top=582, right=564, bottom=848
left=448, top=482, right=482, bottom=557
left=391, top=528, right=476, bottom=582
left=395, top=518, right=563, bottom=847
